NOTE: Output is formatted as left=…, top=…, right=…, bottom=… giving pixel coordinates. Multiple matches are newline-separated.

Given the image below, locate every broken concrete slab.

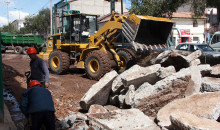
left=88, top=105, right=108, bottom=114
left=197, top=64, right=212, bottom=76
left=184, top=66, right=202, bottom=97
left=58, top=113, right=77, bottom=129
left=170, top=111, right=220, bottom=130
left=211, top=64, right=220, bottom=75
left=76, top=112, right=87, bottom=121
left=151, top=50, right=172, bottom=64
left=152, top=50, right=201, bottom=72
left=112, top=64, right=161, bottom=93
left=201, top=77, right=220, bottom=92
left=104, top=105, right=120, bottom=112
left=71, top=121, right=89, bottom=130
left=133, top=82, right=153, bottom=107
left=111, top=65, right=144, bottom=93
left=80, top=71, right=118, bottom=110
left=156, top=92, right=220, bottom=128
left=118, top=94, right=125, bottom=108
left=157, top=66, right=176, bottom=79
left=124, top=85, right=135, bottom=106
left=134, top=67, right=191, bottom=117
left=87, top=108, right=160, bottom=130
left=185, top=50, right=202, bottom=62
left=190, top=58, right=201, bottom=66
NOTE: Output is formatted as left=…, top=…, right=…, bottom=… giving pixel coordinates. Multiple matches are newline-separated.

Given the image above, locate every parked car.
left=208, top=31, right=220, bottom=51
left=176, top=43, right=220, bottom=65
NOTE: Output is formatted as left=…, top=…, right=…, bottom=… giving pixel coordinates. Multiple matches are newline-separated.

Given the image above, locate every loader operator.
left=27, top=47, right=49, bottom=88
left=20, top=80, right=55, bottom=130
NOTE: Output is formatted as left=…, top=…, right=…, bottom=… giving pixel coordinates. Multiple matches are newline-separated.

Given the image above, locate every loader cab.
left=61, top=14, right=98, bottom=44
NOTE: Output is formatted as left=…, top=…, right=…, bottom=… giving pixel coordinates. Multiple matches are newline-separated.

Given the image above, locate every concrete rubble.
left=156, top=92, right=220, bottom=128
left=170, top=111, right=220, bottom=130
left=59, top=50, right=220, bottom=129
left=87, top=105, right=160, bottom=130
left=80, top=70, right=118, bottom=110
left=201, top=77, right=220, bottom=92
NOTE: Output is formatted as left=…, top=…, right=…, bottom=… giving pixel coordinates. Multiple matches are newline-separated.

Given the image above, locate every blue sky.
left=0, top=0, right=131, bottom=27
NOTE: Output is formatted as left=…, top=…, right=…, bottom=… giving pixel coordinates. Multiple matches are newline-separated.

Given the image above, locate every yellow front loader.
left=39, top=12, right=173, bottom=80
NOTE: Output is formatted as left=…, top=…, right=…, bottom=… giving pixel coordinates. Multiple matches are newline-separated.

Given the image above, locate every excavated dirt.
left=2, top=51, right=97, bottom=119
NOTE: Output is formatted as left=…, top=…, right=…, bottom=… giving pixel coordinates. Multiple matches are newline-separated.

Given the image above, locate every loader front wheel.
left=49, top=50, right=70, bottom=74
left=117, top=50, right=134, bottom=73
left=85, top=50, right=111, bottom=80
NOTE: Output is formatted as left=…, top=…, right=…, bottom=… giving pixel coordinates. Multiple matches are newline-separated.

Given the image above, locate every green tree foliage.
left=24, top=8, right=50, bottom=36
left=206, top=0, right=220, bottom=20
left=0, top=24, right=19, bottom=34
left=129, top=0, right=220, bottom=21
left=129, top=0, right=188, bottom=17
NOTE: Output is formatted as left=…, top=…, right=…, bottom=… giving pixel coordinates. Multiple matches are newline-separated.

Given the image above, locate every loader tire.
left=117, top=50, right=134, bottom=73
left=85, top=50, right=111, bottom=80
left=14, top=46, right=23, bottom=54
left=49, top=50, right=70, bottom=74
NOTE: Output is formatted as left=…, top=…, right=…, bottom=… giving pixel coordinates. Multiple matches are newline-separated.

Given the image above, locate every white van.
left=209, top=31, right=220, bottom=51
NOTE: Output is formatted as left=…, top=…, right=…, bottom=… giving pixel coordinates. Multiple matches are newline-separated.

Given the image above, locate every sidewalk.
left=0, top=103, right=17, bottom=130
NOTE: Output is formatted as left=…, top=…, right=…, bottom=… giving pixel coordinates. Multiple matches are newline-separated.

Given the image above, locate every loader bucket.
left=122, top=14, right=174, bottom=51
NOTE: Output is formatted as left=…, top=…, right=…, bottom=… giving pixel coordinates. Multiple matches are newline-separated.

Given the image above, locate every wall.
left=70, top=0, right=128, bottom=16
left=11, top=20, right=25, bottom=30
left=172, top=18, right=205, bottom=44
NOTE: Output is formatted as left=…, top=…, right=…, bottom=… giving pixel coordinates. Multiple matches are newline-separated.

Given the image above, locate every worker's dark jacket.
left=20, top=85, right=55, bottom=117
left=30, top=58, right=49, bottom=84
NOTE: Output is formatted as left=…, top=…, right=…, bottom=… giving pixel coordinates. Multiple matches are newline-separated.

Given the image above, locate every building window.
left=193, top=20, right=198, bottom=27
left=193, top=37, right=199, bottom=42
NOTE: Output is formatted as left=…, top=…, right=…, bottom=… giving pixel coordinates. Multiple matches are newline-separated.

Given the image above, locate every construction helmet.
left=29, top=80, right=42, bottom=88
left=27, top=47, right=37, bottom=54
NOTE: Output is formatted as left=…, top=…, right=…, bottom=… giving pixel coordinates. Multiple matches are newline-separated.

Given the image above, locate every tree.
left=129, top=0, right=220, bottom=22
left=23, top=8, right=50, bottom=38
left=0, top=24, right=19, bottom=34
left=206, top=0, right=220, bottom=21
left=129, top=0, right=188, bottom=17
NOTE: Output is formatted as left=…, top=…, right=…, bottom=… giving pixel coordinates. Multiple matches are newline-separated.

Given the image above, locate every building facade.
left=69, top=0, right=128, bottom=16
left=11, top=19, right=25, bottom=30
left=172, top=12, right=206, bottom=46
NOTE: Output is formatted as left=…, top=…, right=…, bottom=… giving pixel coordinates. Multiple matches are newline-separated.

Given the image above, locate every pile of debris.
left=63, top=50, right=220, bottom=129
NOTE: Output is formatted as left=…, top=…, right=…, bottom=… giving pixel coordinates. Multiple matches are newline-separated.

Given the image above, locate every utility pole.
left=50, top=0, right=53, bottom=35
left=110, top=0, right=115, bottom=14
left=121, top=0, right=123, bottom=14
left=5, top=1, right=10, bottom=25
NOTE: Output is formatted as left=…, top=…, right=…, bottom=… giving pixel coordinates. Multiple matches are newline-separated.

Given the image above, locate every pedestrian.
left=20, top=80, right=55, bottom=130
left=27, top=47, right=49, bottom=88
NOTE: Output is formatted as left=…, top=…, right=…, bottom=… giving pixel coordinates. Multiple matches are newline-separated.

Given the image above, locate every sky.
left=0, top=0, right=131, bottom=27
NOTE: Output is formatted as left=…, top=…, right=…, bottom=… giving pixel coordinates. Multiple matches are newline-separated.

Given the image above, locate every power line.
left=33, top=0, right=50, bottom=15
